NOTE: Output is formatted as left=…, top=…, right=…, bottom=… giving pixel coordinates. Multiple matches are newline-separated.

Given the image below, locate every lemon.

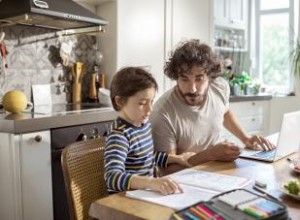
left=2, top=90, right=27, bottom=113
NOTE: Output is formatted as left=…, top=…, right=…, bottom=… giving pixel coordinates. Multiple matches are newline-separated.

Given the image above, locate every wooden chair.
left=61, top=137, right=108, bottom=220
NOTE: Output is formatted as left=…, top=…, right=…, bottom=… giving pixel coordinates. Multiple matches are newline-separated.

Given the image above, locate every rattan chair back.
left=61, top=137, right=108, bottom=220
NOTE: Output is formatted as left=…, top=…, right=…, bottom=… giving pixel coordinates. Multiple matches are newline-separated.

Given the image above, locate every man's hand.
left=207, top=141, right=241, bottom=161
left=168, top=152, right=196, bottom=167
left=243, top=135, right=275, bottom=151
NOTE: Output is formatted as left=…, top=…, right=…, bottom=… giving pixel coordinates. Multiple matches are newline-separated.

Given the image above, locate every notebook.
left=239, top=111, right=300, bottom=162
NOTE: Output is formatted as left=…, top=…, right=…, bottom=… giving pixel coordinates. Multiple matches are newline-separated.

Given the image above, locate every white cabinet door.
left=222, top=100, right=270, bottom=144
left=0, top=131, right=53, bottom=220
left=0, top=133, right=22, bottom=220
left=20, top=131, right=53, bottom=220
left=214, top=0, right=229, bottom=27
left=229, top=0, right=247, bottom=29
left=214, top=0, right=248, bottom=30
left=231, top=100, right=269, bottom=135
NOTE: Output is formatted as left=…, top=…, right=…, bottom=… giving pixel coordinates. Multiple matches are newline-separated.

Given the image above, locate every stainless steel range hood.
left=0, top=0, right=108, bottom=30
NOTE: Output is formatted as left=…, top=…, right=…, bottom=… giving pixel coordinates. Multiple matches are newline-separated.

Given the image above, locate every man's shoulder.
left=211, top=77, right=228, bottom=88
left=153, top=87, right=176, bottom=111
left=209, top=77, right=230, bottom=104
left=210, top=77, right=229, bottom=94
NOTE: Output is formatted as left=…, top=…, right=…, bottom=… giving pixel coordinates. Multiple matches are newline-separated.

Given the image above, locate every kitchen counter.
left=230, top=94, right=272, bottom=102
left=0, top=95, right=273, bottom=134
left=0, top=104, right=118, bottom=134
left=0, top=104, right=118, bottom=220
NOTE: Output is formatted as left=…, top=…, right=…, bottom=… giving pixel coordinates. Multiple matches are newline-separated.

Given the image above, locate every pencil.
left=189, top=206, right=209, bottom=220
left=172, top=213, right=183, bottom=220
left=252, top=185, right=281, bottom=202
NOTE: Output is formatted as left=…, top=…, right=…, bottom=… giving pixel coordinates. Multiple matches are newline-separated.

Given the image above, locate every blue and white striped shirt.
left=104, top=117, right=168, bottom=193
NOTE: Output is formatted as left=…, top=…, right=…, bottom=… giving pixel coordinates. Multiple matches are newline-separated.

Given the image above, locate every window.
left=254, top=0, right=297, bottom=95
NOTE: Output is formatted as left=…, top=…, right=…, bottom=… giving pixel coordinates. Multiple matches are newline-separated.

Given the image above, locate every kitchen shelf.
left=214, top=46, right=247, bottom=52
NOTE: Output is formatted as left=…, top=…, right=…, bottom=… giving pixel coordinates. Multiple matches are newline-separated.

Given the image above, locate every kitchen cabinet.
left=222, top=100, right=270, bottom=145
left=213, top=0, right=248, bottom=52
left=97, top=0, right=212, bottom=94
left=214, top=0, right=248, bottom=30
left=0, top=107, right=117, bottom=220
left=0, top=131, right=53, bottom=220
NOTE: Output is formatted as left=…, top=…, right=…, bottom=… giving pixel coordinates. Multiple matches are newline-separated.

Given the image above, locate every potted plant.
left=292, top=38, right=300, bottom=81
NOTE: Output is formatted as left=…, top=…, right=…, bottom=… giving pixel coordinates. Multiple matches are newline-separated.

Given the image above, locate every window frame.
left=254, top=0, right=295, bottom=95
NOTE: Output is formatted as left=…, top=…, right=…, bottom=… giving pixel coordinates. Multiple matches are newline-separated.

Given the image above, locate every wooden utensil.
left=72, top=62, right=86, bottom=103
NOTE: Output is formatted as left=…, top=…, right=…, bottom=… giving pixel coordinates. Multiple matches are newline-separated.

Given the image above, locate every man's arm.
left=223, top=109, right=275, bottom=150
left=161, top=142, right=241, bottom=175
left=223, top=109, right=250, bottom=144
left=157, top=151, right=196, bottom=176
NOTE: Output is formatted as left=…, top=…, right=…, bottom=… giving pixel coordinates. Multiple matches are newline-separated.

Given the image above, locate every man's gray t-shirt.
left=150, top=77, right=230, bottom=154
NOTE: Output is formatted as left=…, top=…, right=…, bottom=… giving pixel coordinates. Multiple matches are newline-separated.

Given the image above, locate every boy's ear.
left=114, top=95, right=124, bottom=109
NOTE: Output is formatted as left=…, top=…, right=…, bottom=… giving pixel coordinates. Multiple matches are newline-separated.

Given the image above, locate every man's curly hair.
left=164, top=40, right=221, bottom=80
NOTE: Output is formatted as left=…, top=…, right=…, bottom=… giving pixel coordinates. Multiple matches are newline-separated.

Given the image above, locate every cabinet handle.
left=34, top=135, right=42, bottom=142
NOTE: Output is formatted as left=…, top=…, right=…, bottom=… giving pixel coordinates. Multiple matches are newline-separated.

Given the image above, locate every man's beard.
left=178, top=87, right=209, bottom=106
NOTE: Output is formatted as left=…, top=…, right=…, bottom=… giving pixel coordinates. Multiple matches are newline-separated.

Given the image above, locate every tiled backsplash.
left=0, top=25, right=98, bottom=103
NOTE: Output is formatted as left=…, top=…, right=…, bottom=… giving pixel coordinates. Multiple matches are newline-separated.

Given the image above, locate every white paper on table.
left=170, top=168, right=253, bottom=192
left=126, top=184, right=217, bottom=210
left=126, top=168, right=253, bottom=210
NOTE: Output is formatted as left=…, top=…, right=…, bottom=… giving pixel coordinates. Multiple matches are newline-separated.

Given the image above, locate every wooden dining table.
left=89, top=153, right=300, bottom=220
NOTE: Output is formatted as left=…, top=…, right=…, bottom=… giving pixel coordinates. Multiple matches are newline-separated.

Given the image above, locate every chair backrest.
left=61, top=137, right=108, bottom=220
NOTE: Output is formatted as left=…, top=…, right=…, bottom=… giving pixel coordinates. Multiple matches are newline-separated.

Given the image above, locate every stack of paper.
left=126, top=168, right=253, bottom=210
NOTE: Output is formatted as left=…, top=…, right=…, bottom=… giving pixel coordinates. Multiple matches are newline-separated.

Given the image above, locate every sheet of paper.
left=32, top=84, right=52, bottom=106
left=170, top=168, right=252, bottom=192
left=126, top=184, right=217, bottom=210
left=126, top=168, right=253, bottom=210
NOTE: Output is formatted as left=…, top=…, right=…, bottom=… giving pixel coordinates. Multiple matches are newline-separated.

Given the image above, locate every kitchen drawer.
left=230, top=101, right=269, bottom=118
left=221, top=128, right=264, bottom=146
left=239, top=115, right=264, bottom=132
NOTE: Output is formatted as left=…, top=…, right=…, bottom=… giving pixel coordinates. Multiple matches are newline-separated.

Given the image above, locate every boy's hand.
left=149, top=177, right=183, bottom=195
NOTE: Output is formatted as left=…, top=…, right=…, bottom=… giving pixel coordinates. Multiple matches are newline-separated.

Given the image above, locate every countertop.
left=0, top=104, right=118, bottom=134
left=229, top=94, right=272, bottom=102
left=0, top=94, right=272, bottom=134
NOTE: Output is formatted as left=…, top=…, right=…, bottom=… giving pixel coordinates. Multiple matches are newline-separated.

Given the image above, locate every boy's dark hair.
left=164, top=39, right=221, bottom=80
left=110, top=67, right=158, bottom=111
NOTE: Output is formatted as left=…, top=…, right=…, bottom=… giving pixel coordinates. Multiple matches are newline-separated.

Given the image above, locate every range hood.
left=0, top=0, right=108, bottom=30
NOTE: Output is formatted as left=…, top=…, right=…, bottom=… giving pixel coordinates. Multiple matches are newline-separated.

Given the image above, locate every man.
left=150, top=40, right=274, bottom=175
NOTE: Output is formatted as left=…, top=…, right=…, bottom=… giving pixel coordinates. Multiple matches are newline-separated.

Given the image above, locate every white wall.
left=96, top=0, right=212, bottom=92
left=96, top=2, right=118, bottom=87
